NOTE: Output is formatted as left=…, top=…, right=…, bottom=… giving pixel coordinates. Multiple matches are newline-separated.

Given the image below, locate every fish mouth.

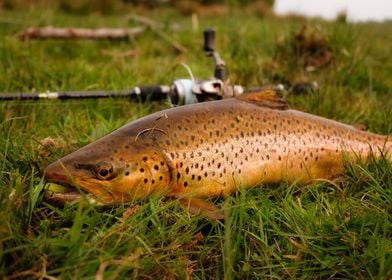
left=43, top=182, right=103, bottom=206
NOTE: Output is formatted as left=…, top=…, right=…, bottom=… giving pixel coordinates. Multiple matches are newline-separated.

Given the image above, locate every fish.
left=43, top=89, right=391, bottom=219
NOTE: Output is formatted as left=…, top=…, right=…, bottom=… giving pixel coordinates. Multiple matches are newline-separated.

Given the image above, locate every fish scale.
left=43, top=90, right=391, bottom=215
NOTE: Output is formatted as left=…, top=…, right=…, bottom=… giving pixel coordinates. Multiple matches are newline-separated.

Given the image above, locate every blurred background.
left=1, top=0, right=391, bottom=22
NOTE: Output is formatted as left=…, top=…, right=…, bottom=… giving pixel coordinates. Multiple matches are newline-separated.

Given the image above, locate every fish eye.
left=94, top=162, right=114, bottom=180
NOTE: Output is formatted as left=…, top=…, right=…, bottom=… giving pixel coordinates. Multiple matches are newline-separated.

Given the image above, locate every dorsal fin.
left=236, top=89, right=289, bottom=110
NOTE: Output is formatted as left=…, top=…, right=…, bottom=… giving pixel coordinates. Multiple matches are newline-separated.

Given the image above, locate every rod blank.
left=0, top=86, right=171, bottom=101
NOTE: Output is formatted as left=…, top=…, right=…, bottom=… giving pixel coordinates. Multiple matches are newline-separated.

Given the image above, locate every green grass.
left=1, top=6, right=392, bottom=279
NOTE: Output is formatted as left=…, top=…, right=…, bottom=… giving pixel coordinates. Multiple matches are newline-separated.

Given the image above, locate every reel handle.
left=203, top=28, right=215, bottom=53
left=203, top=28, right=225, bottom=81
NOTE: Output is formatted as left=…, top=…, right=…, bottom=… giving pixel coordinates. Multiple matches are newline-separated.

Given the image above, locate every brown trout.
left=44, top=90, right=391, bottom=218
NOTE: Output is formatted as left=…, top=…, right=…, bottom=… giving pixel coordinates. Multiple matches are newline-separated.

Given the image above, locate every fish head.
left=43, top=135, right=173, bottom=205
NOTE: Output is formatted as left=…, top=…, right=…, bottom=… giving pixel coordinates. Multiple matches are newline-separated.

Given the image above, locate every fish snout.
left=43, top=160, right=71, bottom=183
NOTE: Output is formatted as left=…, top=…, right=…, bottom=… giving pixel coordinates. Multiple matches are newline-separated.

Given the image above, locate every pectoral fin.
left=179, top=198, right=224, bottom=220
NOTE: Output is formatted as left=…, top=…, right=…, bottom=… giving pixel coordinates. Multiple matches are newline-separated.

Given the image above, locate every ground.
left=0, top=4, right=391, bottom=279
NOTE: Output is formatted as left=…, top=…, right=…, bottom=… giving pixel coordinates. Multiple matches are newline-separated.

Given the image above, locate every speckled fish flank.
left=44, top=90, right=391, bottom=216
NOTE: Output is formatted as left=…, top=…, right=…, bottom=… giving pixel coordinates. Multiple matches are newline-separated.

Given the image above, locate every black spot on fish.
left=140, top=168, right=144, bottom=173
left=159, top=176, right=163, bottom=181
left=198, top=175, right=202, bottom=181
left=154, top=165, right=159, bottom=170
left=125, top=171, right=130, bottom=176
left=143, top=156, right=148, bottom=161
left=184, top=181, right=188, bottom=187
left=144, top=178, right=148, bottom=183
left=185, top=167, right=190, bottom=174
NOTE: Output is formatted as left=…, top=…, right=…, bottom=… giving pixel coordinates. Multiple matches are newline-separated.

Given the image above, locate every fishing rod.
left=1, top=28, right=248, bottom=106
